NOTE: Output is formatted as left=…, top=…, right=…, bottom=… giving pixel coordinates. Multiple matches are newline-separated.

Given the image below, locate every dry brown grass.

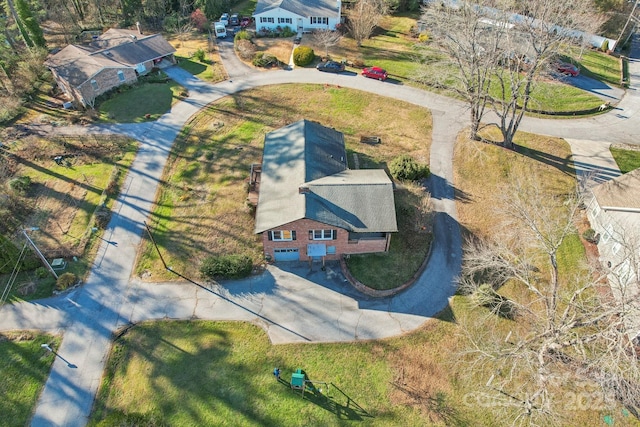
left=253, top=38, right=296, bottom=65
left=453, top=127, right=575, bottom=238
left=136, top=84, right=432, bottom=280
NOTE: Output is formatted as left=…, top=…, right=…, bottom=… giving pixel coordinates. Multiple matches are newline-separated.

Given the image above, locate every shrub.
left=9, top=175, right=31, bottom=194
left=583, top=228, right=599, bottom=244
left=234, top=30, right=253, bottom=43
left=193, top=48, right=206, bottom=62
left=252, top=52, right=279, bottom=67
left=280, top=26, right=295, bottom=37
left=236, top=39, right=256, bottom=60
left=418, top=32, right=429, bottom=43
left=35, top=267, right=49, bottom=279
left=200, top=254, right=253, bottom=279
left=293, top=46, right=315, bottom=66
left=389, top=154, right=430, bottom=181
left=56, top=272, right=77, bottom=291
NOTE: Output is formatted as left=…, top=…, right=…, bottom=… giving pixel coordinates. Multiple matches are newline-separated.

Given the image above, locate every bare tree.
left=347, top=0, right=388, bottom=47
left=312, top=29, right=343, bottom=58
left=420, top=3, right=505, bottom=140
left=458, top=175, right=640, bottom=424
left=421, top=0, right=604, bottom=147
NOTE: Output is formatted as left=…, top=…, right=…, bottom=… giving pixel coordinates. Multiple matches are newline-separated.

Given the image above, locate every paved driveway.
left=2, top=33, right=640, bottom=427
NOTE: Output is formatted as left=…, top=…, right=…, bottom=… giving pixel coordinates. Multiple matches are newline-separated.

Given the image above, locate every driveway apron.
left=0, top=33, right=636, bottom=427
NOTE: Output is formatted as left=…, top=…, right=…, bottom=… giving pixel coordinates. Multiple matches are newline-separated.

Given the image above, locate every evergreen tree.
left=15, top=0, right=46, bottom=48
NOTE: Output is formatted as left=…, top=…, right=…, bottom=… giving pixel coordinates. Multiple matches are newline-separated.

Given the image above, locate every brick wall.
left=262, top=218, right=390, bottom=261
left=76, top=67, right=138, bottom=105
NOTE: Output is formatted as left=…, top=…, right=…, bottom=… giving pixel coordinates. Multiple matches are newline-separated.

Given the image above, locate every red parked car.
left=362, top=66, right=388, bottom=81
left=556, top=62, right=579, bottom=77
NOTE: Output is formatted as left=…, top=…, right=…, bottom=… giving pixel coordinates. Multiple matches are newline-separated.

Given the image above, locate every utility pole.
left=22, top=228, right=58, bottom=279
left=616, top=0, right=639, bottom=50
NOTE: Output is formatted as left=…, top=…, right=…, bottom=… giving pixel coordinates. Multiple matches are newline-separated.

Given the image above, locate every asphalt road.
left=1, top=33, right=639, bottom=427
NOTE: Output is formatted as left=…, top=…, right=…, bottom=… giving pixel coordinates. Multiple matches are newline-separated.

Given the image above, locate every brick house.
left=254, top=119, right=398, bottom=262
left=45, top=28, right=176, bottom=108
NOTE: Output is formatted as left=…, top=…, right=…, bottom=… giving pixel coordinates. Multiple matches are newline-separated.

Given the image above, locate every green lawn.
left=89, top=321, right=430, bottom=426
left=1, top=332, right=60, bottom=426
left=610, top=146, right=640, bottom=174
left=565, top=47, right=622, bottom=87
left=2, top=136, right=138, bottom=302
left=98, top=77, right=185, bottom=123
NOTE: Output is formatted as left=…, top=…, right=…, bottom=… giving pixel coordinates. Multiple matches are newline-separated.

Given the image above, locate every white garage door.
left=274, top=248, right=299, bottom=261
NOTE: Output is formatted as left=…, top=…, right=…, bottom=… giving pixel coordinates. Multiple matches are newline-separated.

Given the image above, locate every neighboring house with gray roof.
left=45, top=28, right=175, bottom=108
left=254, top=119, right=397, bottom=262
left=586, top=168, right=640, bottom=290
left=253, top=0, right=341, bottom=33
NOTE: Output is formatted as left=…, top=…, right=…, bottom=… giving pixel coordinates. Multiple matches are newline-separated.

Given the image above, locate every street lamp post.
left=41, top=343, right=76, bottom=368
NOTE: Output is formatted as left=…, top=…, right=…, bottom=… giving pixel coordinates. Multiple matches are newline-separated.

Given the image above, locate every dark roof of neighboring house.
left=255, top=119, right=397, bottom=234
left=45, top=29, right=175, bottom=88
left=254, top=0, right=340, bottom=18
left=592, top=168, right=640, bottom=210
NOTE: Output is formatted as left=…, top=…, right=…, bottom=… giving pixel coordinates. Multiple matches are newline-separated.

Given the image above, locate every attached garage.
left=274, top=248, right=300, bottom=261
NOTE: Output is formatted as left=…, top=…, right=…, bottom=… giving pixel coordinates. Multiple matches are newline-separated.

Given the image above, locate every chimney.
left=298, top=186, right=310, bottom=194
left=136, top=21, right=142, bottom=35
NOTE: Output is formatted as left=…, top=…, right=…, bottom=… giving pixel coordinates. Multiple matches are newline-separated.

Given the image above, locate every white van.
left=214, top=22, right=227, bottom=38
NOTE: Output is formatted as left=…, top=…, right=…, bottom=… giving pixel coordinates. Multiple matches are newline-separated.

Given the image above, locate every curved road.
left=1, top=35, right=639, bottom=426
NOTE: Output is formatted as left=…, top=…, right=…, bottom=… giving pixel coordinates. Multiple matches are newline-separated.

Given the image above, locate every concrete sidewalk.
left=1, top=33, right=639, bottom=427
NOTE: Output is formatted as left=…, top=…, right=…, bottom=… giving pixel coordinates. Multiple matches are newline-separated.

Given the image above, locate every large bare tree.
left=458, top=176, right=640, bottom=424
left=421, top=0, right=604, bottom=147
left=312, top=28, right=343, bottom=58
left=347, top=0, right=388, bottom=47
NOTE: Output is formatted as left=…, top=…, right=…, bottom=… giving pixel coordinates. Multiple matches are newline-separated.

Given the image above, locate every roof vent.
left=299, top=186, right=310, bottom=194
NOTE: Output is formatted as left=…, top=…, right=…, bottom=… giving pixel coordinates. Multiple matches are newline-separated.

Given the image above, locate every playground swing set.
left=290, top=368, right=330, bottom=398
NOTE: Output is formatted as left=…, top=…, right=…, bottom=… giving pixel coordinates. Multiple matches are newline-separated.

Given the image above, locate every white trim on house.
left=253, top=0, right=341, bottom=32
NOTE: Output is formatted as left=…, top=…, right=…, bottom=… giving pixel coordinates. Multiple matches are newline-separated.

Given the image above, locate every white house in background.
left=253, top=0, right=341, bottom=33
left=586, top=168, right=640, bottom=290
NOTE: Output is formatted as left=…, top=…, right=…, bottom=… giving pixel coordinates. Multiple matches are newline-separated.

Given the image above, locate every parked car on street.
left=556, top=62, right=580, bottom=77
left=230, top=13, right=239, bottom=26
left=316, top=61, right=345, bottom=73
left=362, top=66, right=388, bottom=81
left=220, top=13, right=229, bottom=26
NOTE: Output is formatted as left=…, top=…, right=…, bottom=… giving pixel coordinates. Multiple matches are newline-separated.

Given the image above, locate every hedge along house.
left=254, top=119, right=397, bottom=263
left=253, top=0, right=341, bottom=33
left=45, top=28, right=176, bottom=108
left=586, top=168, right=640, bottom=313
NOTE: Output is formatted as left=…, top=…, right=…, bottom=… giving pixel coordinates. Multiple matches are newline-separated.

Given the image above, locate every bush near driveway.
left=200, top=254, right=253, bottom=279
left=293, top=46, right=315, bottom=66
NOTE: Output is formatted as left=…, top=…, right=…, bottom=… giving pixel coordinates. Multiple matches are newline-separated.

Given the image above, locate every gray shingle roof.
left=254, top=0, right=340, bottom=17
left=254, top=120, right=397, bottom=233
left=45, top=30, right=175, bottom=88
left=592, top=168, right=640, bottom=210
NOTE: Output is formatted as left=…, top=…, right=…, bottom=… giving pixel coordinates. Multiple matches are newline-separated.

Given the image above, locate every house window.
left=278, top=17, right=292, bottom=24
left=117, top=70, right=125, bottom=82
left=327, top=246, right=336, bottom=255
left=310, top=17, right=329, bottom=25
left=269, top=230, right=295, bottom=241
left=309, top=229, right=336, bottom=240
left=602, top=224, right=614, bottom=243
left=612, top=242, right=622, bottom=255
left=260, top=17, right=275, bottom=23
left=90, top=80, right=99, bottom=90
left=136, top=63, right=146, bottom=73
